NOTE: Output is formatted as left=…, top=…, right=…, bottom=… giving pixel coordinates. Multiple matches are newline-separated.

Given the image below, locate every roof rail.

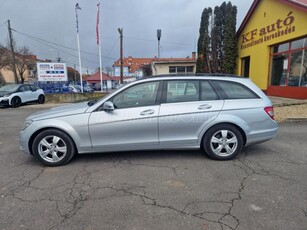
left=143, top=73, right=243, bottom=79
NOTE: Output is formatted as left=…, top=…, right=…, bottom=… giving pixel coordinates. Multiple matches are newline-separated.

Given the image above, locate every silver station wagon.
left=19, top=75, right=278, bottom=166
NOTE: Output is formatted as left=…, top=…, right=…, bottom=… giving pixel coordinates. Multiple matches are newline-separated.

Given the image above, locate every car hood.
left=27, top=102, right=90, bottom=121
left=0, top=91, right=12, bottom=97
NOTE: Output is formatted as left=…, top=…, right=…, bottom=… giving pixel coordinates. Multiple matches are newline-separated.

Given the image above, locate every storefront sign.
left=37, top=62, right=68, bottom=81
left=241, top=12, right=296, bottom=50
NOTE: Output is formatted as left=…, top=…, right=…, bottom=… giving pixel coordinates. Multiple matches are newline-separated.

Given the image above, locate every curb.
left=273, top=102, right=307, bottom=107
left=286, top=118, right=307, bottom=122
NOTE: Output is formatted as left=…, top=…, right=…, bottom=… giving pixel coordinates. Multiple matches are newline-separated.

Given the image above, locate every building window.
left=169, top=66, right=176, bottom=73
left=168, top=66, right=194, bottom=74
left=186, top=66, right=194, bottom=73
left=241, top=56, right=250, bottom=78
left=177, top=66, right=185, bottom=73
left=270, top=37, right=307, bottom=87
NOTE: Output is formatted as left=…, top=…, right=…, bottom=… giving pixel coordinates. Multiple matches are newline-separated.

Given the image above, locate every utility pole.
left=74, top=64, right=77, bottom=83
left=7, top=20, right=18, bottom=83
left=157, top=29, right=161, bottom=58
left=118, top=28, right=123, bottom=84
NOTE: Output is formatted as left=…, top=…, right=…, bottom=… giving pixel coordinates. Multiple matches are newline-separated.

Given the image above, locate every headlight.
left=3, top=93, right=11, bottom=97
left=22, top=120, right=33, bottom=130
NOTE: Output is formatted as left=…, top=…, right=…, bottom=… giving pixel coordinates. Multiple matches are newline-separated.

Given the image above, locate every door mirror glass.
left=102, top=101, right=114, bottom=111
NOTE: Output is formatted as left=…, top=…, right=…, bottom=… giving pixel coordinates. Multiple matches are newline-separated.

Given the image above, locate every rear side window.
left=166, top=81, right=199, bottom=103
left=214, top=81, right=258, bottom=99
left=30, top=85, right=39, bottom=91
left=201, top=81, right=219, bottom=100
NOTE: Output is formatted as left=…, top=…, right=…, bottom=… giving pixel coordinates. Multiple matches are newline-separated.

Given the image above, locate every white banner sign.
left=37, top=62, right=68, bottom=82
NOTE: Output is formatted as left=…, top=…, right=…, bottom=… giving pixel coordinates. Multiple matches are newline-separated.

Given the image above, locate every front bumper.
left=19, top=130, right=31, bottom=155
left=0, top=98, right=9, bottom=106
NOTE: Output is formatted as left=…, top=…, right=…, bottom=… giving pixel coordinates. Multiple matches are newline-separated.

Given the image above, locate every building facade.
left=151, top=60, right=196, bottom=76
left=236, top=0, right=307, bottom=99
left=113, top=52, right=197, bottom=78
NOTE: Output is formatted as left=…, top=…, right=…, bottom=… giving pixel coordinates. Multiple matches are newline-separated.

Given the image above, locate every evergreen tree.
left=196, top=8, right=212, bottom=73
left=197, top=1, right=237, bottom=74
left=222, top=2, right=237, bottom=74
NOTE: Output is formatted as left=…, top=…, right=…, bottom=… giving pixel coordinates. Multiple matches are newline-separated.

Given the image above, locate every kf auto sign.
left=37, top=62, right=68, bottom=82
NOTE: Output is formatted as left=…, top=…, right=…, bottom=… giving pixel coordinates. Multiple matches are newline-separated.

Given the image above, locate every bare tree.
left=0, top=44, right=8, bottom=85
left=3, top=46, right=36, bottom=83
left=0, top=43, right=8, bottom=69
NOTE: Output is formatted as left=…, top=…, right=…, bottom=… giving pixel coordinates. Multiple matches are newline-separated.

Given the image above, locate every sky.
left=0, top=0, right=253, bottom=74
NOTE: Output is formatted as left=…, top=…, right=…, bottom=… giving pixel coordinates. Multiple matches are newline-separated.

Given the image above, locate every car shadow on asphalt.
left=74, top=149, right=205, bottom=164
left=24, top=146, right=272, bottom=167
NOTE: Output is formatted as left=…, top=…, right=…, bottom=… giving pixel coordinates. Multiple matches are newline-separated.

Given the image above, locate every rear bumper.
left=245, top=126, right=278, bottom=145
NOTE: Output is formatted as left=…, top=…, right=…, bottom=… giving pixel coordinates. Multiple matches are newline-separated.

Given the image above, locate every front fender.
left=29, top=113, right=91, bottom=151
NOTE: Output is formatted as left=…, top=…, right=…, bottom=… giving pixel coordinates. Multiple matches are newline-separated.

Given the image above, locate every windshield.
left=0, top=84, right=20, bottom=92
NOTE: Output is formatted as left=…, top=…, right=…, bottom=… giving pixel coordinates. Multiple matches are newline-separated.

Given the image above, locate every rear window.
left=214, top=81, right=258, bottom=99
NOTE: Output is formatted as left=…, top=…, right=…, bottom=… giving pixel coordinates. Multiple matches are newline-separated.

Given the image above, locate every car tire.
left=11, top=96, right=21, bottom=108
left=32, top=129, right=76, bottom=166
left=203, top=124, right=243, bottom=160
left=37, top=94, right=45, bottom=104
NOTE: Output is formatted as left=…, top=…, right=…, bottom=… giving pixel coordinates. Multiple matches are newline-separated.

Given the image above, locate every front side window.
left=214, top=81, right=258, bottom=99
left=20, top=85, right=30, bottom=92
left=112, top=81, right=159, bottom=109
left=166, top=81, right=199, bottom=103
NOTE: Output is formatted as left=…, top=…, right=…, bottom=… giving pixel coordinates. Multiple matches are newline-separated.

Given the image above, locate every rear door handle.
left=198, top=104, right=212, bottom=110
left=140, top=109, right=155, bottom=116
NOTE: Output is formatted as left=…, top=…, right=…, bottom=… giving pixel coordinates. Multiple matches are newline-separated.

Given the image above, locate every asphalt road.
left=0, top=106, right=306, bottom=230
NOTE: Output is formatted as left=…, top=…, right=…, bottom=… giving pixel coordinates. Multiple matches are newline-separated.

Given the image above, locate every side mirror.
left=102, top=101, right=114, bottom=111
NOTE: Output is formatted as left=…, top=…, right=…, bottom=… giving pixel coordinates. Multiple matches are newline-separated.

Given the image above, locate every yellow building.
left=237, top=0, right=307, bottom=99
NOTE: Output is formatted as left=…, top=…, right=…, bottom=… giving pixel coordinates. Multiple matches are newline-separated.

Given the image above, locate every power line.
left=21, top=33, right=100, bottom=65
left=12, top=29, right=117, bottom=60
left=0, top=21, right=7, bottom=28
left=106, top=37, right=119, bottom=57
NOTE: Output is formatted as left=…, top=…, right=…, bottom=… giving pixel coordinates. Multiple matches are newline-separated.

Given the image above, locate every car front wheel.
left=203, top=124, right=243, bottom=160
left=32, top=129, right=76, bottom=166
left=11, top=96, right=21, bottom=107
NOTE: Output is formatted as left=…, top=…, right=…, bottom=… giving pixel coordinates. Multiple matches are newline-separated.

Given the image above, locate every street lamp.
left=118, top=28, right=123, bottom=84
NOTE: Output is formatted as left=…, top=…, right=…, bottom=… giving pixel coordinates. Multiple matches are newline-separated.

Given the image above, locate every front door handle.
left=140, top=109, right=155, bottom=116
left=198, top=104, right=212, bottom=110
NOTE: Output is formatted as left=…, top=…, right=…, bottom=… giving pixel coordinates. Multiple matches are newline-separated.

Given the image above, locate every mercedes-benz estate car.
left=19, top=75, right=278, bottom=166
left=0, top=84, right=45, bottom=107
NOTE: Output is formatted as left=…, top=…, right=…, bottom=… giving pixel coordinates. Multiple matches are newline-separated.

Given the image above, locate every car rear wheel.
left=32, top=129, right=76, bottom=166
left=203, top=124, right=243, bottom=160
left=37, top=94, right=45, bottom=104
left=11, top=96, right=21, bottom=108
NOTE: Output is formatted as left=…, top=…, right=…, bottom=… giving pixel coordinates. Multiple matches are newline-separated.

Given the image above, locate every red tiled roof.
left=85, top=72, right=112, bottom=82
left=113, top=56, right=196, bottom=73
left=237, top=0, right=307, bottom=36
left=85, top=71, right=134, bottom=83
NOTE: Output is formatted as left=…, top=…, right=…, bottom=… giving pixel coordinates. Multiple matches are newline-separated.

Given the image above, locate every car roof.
left=139, top=74, right=251, bottom=83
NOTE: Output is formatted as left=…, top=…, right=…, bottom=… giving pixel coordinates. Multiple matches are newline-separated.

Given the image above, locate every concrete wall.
left=45, top=92, right=106, bottom=103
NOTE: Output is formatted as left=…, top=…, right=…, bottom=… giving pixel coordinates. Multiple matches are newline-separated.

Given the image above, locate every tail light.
left=264, top=106, right=275, bottom=120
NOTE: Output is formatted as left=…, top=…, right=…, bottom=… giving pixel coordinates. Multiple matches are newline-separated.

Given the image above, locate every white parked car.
left=0, top=84, right=45, bottom=107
